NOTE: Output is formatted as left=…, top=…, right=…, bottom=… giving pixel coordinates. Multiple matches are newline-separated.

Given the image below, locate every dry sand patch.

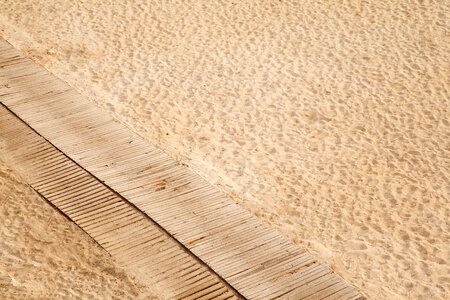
left=0, top=1, right=449, bottom=298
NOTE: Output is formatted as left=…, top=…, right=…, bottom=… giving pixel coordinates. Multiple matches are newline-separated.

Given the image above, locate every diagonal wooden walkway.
left=0, top=104, right=240, bottom=299
left=0, top=38, right=363, bottom=299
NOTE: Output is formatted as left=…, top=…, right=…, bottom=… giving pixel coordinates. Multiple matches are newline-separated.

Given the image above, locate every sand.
left=0, top=157, right=158, bottom=299
left=0, top=1, right=448, bottom=299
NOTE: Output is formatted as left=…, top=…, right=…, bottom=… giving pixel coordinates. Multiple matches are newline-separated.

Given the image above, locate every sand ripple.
left=0, top=1, right=449, bottom=298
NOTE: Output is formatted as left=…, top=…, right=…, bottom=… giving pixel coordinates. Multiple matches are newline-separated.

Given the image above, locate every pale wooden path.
left=0, top=104, right=240, bottom=299
left=0, top=39, right=363, bottom=299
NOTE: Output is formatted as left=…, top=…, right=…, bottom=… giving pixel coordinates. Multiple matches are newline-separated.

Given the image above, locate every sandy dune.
left=0, top=1, right=449, bottom=299
left=0, top=158, right=157, bottom=299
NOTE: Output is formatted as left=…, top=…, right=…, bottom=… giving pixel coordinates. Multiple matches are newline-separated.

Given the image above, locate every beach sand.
left=0, top=158, right=158, bottom=299
left=0, top=1, right=449, bottom=299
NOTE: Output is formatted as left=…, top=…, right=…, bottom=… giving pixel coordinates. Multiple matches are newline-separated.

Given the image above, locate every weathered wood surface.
left=0, top=38, right=363, bottom=299
left=0, top=104, right=240, bottom=300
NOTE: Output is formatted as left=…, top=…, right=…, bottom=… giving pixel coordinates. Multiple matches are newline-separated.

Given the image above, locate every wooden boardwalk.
left=0, top=104, right=240, bottom=299
left=0, top=39, right=363, bottom=299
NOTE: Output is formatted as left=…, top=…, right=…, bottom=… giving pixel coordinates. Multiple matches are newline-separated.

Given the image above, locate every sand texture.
left=0, top=1, right=449, bottom=299
left=0, top=158, right=157, bottom=299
